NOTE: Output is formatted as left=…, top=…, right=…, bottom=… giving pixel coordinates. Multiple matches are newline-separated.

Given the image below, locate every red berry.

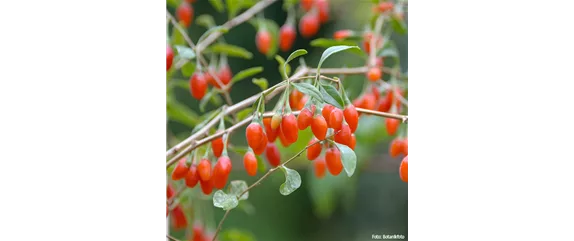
left=362, top=32, right=383, bottom=53
left=197, top=158, right=212, bottom=182
left=213, top=64, right=232, bottom=89
left=289, top=89, right=304, bottom=109
left=350, top=134, right=356, bottom=150
left=243, top=152, right=258, bottom=176
left=367, top=67, right=382, bottom=82
left=279, top=24, right=296, bottom=52
left=265, top=143, right=281, bottom=167
left=402, top=138, right=408, bottom=155
left=321, top=104, right=335, bottom=123
left=325, top=147, right=343, bottom=175
left=176, top=2, right=194, bottom=27
left=386, top=118, right=399, bottom=136
left=328, top=108, right=344, bottom=130
left=363, top=93, right=377, bottom=110
left=297, top=96, right=308, bottom=110
left=333, top=29, right=352, bottom=40
left=376, top=57, right=384, bottom=68
left=314, top=157, right=326, bottom=178
left=343, top=105, right=359, bottom=133
left=306, top=138, right=322, bottom=160
left=190, top=72, right=208, bottom=100
left=246, top=123, right=265, bottom=150
left=263, top=117, right=278, bottom=142
left=185, top=164, right=199, bottom=188
left=375, top=2, right=394, bottom=13
left=389, top=138, right=404, bottom=157
left=277, top=127, right=291, bottom=147
left=299, top=12, right=320, bottom=38
left=377, top=97, right=392, bottom=112
left=212, top=156, right=232, bottom=189
left=256, top=30, right=272, bottom=55
left=192, top=224, right=204, bottom=241
left=301, top=0, right=314, bottom=11
left=297, top=107, right=314, bottom=130
left=334, top=124, right=352, bottom=146
left=271, top=114, right=282, bottom=130
left=316, top=0, right=329, bottom=23
left=399, top=155, right=408, bottom=183
left=171, top=205, right=188, bottom=230
left=311, top=115, right=328, bottom=140
left=199, top=178, right=213, bottom=195
left=171, top=158, right=189, bottom=180
left=167, top=45, right=173, bottom=71
left=280, top=114, right=299, bottom=143
left=252, top=133, right=268, bottom=155
left=167, top=185, right=175, bottom=199
left=212, top=135, right=224, bottom=158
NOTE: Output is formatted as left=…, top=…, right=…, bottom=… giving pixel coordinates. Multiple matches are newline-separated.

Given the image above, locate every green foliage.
left=229, top=180, right=249, bottom=200
left=274, top=55, right=291, bottom=78
left=219, top=229, right=257, bottom=241
left=291, top=83, right=322, bottom=101
left=214, top=190, right=239, bottom=210
left=283, top=49, right=307, bottom=79
left=316, top=45, right=361, bottom=75
left=206, top=43, right=253, bottom=59
left=252, top=78, right=268, bottom=91
left=174, top=45, right=196, bottom=60
left=166, top=98, right=199, bottom=127
left=319, top=84, right=345, bottom=109
left=311, top=38, right=359, bottom=48
left=279, top=166, right=301, bottom=195
left=181, top=61, right=196, bottom=77
left=198, top=26, right=229, bottom=44
left=196, top=14, right=216, bottom=28
left=209, top=0, right=225, bottom=13
left=236, top=107, right=254, bottom=121
left=231, top=67, right=264, bottom=84
left=334, top=143, right=357, bottom=177
left=391, top=15, right=408, bottom=34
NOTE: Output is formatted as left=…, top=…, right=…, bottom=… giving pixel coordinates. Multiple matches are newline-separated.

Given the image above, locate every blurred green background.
left=167, top=0, right=408, bottom=240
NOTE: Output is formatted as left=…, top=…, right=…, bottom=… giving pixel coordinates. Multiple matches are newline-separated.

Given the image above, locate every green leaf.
left=311, top=38, right=359, bottom=48
left=231, top=67, right=264, bottom=84
left=316, top=45, right=361, bottom=74
left=274, top=55, right=291, bottom=78
left=391, top=15, right=408, bottom=35
left=174, top=45, right=196, bottom=60
left=166, top=99, right=200, bottom=127
left=196, top=14, right=216, bottom=28
left=209, top=0, right=225, bottom=12
left=220, top=229, right=256, bottom=241
left=198, top=26, right=229, bottom=44
left=283, top=0, right=300, bottom=10
left=167, top=0, right=179, bottom=8
left=320, top=84, right=344, bottom=109
left=171, top=24, right=186, bottom=46
left=229, top=180, right=249, bottom=200
left=283, top=49, right=307, bottom=78
left=181, top=61, right=196, bottom=77
left=199, top=89, right=216, bottom=112
left=237, top=107, right=254, bottom=121
left=226, top=0, right=243, bottom=19
left=252, top=78, right=268, bottom=91
left=192, top=108, right=221, bottom=133
left=291, top=82, right=322, bottom=101
left=279, top=166, right=302, bottom=195
left=206, top=43, right=253, bottom=59
left=213, top=190, right=239, bottom=210
left=256, top=154, right=266, bottom=173
left=334, top=143, right=357, bottom=177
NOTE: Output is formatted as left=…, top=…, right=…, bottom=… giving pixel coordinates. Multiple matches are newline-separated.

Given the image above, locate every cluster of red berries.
left=242, top=115, right=288, bottom=175
left=256, top=0, right=331, bottom=55
left=176, top=0, right=196, bottom=28
left=390, top=137, right=408, bottom=157
left=170, top=135, right=232, bottom=195
left=188, top=63, right=233, bottom=100
left=352, top=80, right=405, bottom=136
left=167, top=185, right=187, bottom=229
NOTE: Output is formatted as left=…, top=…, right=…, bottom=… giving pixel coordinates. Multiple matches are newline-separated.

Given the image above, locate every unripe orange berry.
left=271, top=114, right=282, bottom=130
left=306, top=138, right=322, bottom=160
left=367, top=67, right=382, bottom=82
left=325, top=147, right=343, bottom=175
left=243, top=152, right=258, bottom=176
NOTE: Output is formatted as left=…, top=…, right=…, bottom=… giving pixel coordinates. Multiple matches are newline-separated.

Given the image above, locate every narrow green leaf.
left=192, top=108, right=221, bottom=133
left=334, top=143, right=357, bottom=177
left=181, top=61, right=196, bottom=77
left=391, top=15, right=408, bottom=35
left=283, top=0, right=300, bottom=10
left=316, top=45, right=361, bottom=74
left=226, top=0, right=243, bottom=19
left=291, top=82, right=322, bottom=101
left=171, top=25, right=185, bottom=46
left=229, top=180, right=249, bottom=200
left=279, top=166, right=302, bottom=195
left=220, top=229, right=257, bottom=241
left=236, top=107, right=254, bottom=121
left=166, top=99, right=200, bottom=127
left=283, top=49, right=307, bottom=79
left=320, top=84, right=344, bottom=109
left=198, top=26, right=229, bottom=44
left=167, top=0, right=179, bottom=8
left=213, top=190, right=239, bottom=210
left=275, top=55, right=291, bottom=78
left=196, top=14, right=216, bottom=28
left=252, top=78, right=268, bottom=91
left=170, top=80, right=190, bottom=91
left=209, top=0, right=225, bottom=13
left=206, top=43, right=253, bottom=59
left=174, top=45, right=196, bottom=60
left=231, top=67, right=264, bottom=83
left=311, top=38, right=359, bottom=48
left=199, top=89, right=216, bottom=112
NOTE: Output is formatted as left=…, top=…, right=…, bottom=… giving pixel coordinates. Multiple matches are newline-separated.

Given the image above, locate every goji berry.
left=256, top=30, right=272, bottom=55
left=192, top=224, right=204, bottom=241
left=328, top=108, right=344, bottom=130
left=362, top=32, right=383, bottom=53
left=211, top=135, right=224, bottom=157
left=263, top=117, right=278, bottom=142
left=325, top=147, right=343, bottom=175
left=265, top=143, right=281, bottom=167
left=246, top=123, right=266, bottom=150
left=185, top=164, right=199, bottom=188
left=190, top=72, right=207, bottom=100
left=311, top=115, right=328, bottom=140
left=334, top=124, right=352, bottom=146
left=297, top=96, right=308, bottom=110
left=243, top=152, right=258, bottom=176
left=333, top=29, right=352, bottom=40
left=299, top=11, right=320, bottom=38
left=399, top=155, right=408, bottom=183
left=171, top=158, right=189, bottom=181
left=167, top=45, right=173, bottom=71
left=289, top=89, right=304, bottom=109
left=280, top=114, right=299, bottom=143
left=171, top=205, right=187, bottom=230
left=343, top=104, right=359, bottom=133
left=306, top=138, right=322, bottom=160
left=212, top=64, right=232, bottom=89
left=212, top=156, right=232, bottom=189
left=375, top=2, right=394, bottom=13
left=176, top=2, right=194, bottom=27
left=316, top=0, right=329, bottom=23
left=402, top=138, right=408, bottom=155
left=301, top=0, right=314, bottom=11
left=363, top=93, right=377, bottom=110
left=252, top=133, right=268, bottom=155
left=279, top=23, right=296, bottom=52
left=386, top=118, right=399, bottom=136
left=314, top=157, right=326, bottom=178
left=321, top=104, right=334, bottom=123
left=350, top=134, right=356, bottom=150
left=377, top=97, right=392, bottom=112
left=367, top=67, right=382, bottom=82
left=197, top=158, right=212, bottom=182
left=167, top=185, right=175, bottom=199
left=297, top=106, right=314, bottom=130
left=389, top=138, right=404, bottom=157
left=199, top=178, right=213, bottom=195
left=277, top=128, right=290, bottom=147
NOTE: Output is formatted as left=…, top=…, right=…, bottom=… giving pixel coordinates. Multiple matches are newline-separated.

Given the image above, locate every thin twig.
left=167, top=234, right=181, bottom=241
left=211, top=209, right=231, bottom=241
left=356, top=107, right=408, bottom=123
left=166, top=10, right=196, bottom=49
left=308, top=66, right=368, bottom=75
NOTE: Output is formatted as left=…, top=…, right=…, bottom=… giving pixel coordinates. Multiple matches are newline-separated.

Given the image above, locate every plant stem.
left=167, top=234, right=181, bottom=241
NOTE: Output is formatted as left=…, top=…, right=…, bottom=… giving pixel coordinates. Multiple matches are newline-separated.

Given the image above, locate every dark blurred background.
left=167, top=0, right=408, bottom=240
